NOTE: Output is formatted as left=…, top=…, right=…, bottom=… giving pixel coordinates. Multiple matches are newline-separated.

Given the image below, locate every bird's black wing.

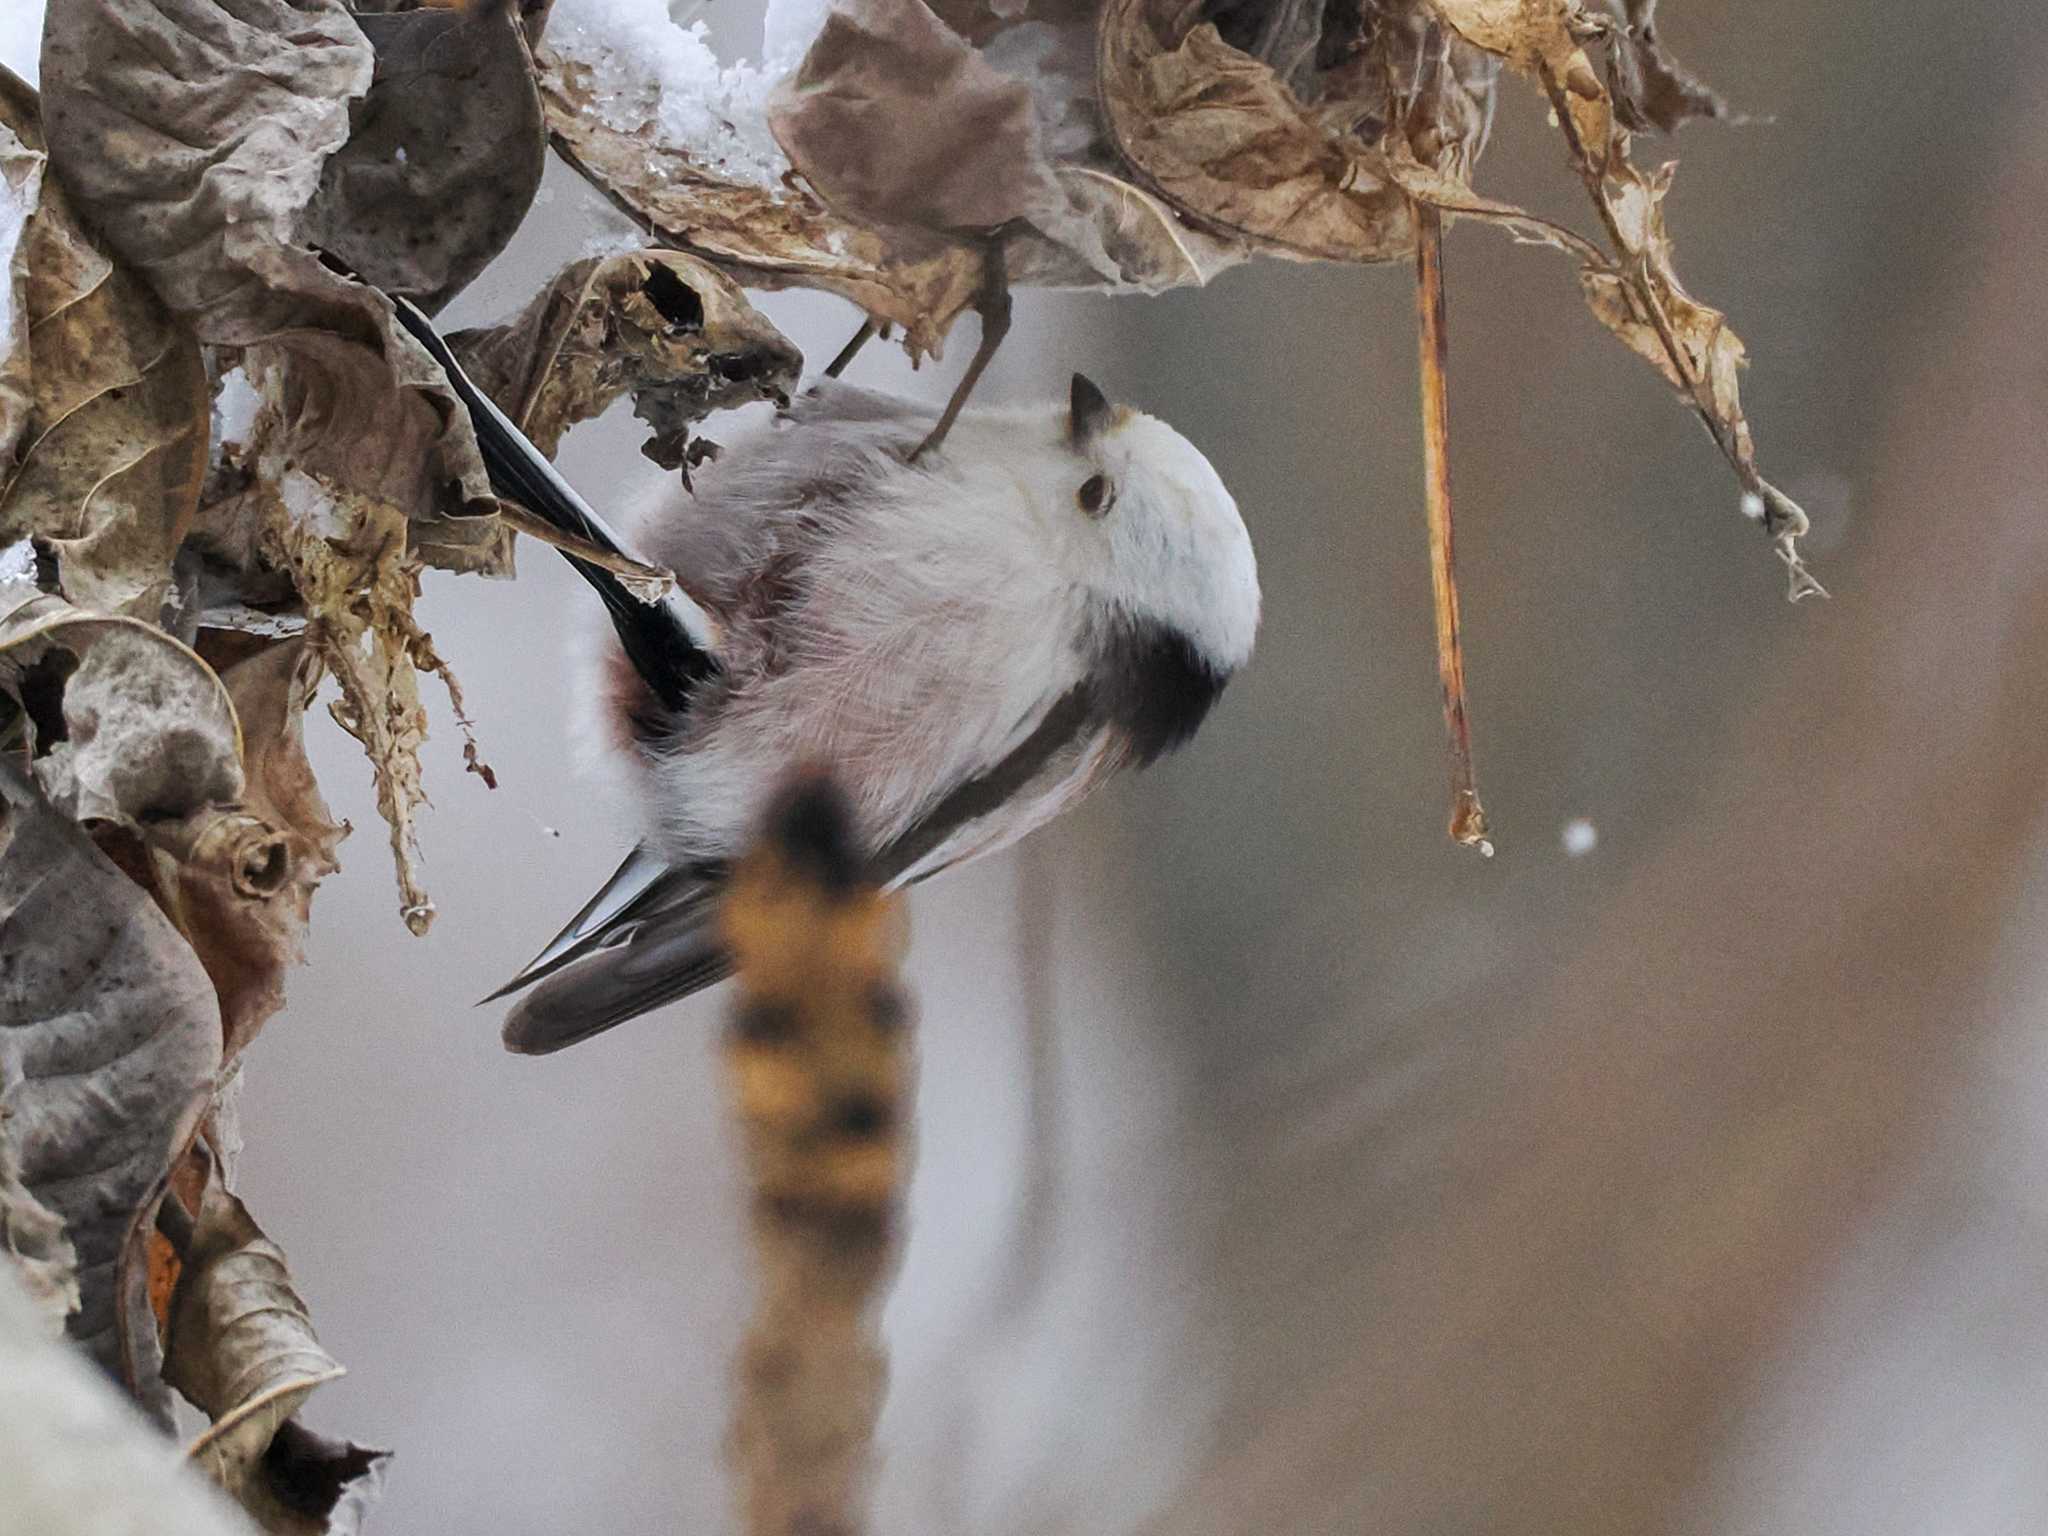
left=389, top=294, right=720, bottom=714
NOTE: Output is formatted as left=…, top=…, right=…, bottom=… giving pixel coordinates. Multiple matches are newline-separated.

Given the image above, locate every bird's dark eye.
left=1077, top=473, right=1114, bottom=517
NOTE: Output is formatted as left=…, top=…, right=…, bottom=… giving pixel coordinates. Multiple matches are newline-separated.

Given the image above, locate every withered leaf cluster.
left=0, top=0, right=802, bottom=1527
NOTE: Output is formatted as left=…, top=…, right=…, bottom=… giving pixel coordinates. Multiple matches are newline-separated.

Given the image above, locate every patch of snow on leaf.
left=0, top=1, right=44, bottom=88
left=548, top=0, right=801, bottom=189
left=211, top=364, right=262, bottom=451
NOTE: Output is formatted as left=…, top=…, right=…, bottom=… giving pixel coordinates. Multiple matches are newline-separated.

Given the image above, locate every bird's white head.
left=1061, top=374, right=1261, bottom=679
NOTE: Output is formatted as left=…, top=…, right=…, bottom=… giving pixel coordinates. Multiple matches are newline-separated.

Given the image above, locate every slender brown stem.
left=1414, top=204, right=1492, bottom=856
left=824, top=319, right=876, bottom=379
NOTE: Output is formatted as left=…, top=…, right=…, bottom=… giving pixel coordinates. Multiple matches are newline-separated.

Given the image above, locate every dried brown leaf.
left=1414, top=0, right=1817, bottom=596
left=541, top=53, right=984, bottom=360
left=163, top=636, right=347, bottom=1064
left=0, top=75, right=211, bottom=621
left=1602, top=0, right=1729, bottom=134
left=0, top=590, right=244, bottom=826
left=0, top=757, right=223, bottom=1421
left=1098, top=3, right=1419, bottom=261
left=38, top=0, right=512, bottom=578
left=768, top=0, right=1066, bottom=235
left=302, top=2, right=547, bottom=315
left=165, top=1162, right=387, bottom=1535
left=449, top=248, right=801, bottom=470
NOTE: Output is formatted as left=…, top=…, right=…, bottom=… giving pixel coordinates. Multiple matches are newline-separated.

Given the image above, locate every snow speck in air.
left=1739, top=491, right=1766, bottom=522
left=1561, top=818, right=1599, bottom=857
left=0, top=539, right=36, bottom=593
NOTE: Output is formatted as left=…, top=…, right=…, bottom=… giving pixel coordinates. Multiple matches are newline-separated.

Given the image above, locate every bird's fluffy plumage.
left=501, top=376, right=1258, bottom=1052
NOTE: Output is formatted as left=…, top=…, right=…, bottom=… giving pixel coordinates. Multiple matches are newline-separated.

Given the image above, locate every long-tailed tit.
left=401, top=304, right=1259, bottom=1054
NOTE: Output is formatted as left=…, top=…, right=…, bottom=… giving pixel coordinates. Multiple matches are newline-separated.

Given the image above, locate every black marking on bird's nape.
left=1094, top=616, right=1228, bottom=766
left=766, top=773, right=866, bottom=895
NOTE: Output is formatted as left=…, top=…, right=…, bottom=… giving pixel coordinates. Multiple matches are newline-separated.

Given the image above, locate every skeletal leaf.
left=541, top=51, right=985, bottom=360
left=165, top=1163, right=388, bottom=1535
left=0, top=757, right=223, bottom=1421
left=449, top=249, right=802, bottom=469
left=302, top=1, right=547, bottom=315
left=0, top=72, right=211, bottom=620
left=38, top=0, right=512, bottom=577
left=161, top=635, right=347, bottom=1065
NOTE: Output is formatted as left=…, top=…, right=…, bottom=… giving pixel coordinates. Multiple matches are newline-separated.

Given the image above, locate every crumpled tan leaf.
left=165, top=1161, right=387, bottom=1535
left=449, top=248, right=802, bottom=470
left=301, top=2, right=547, bottom=315
left=161, top=635, right=347, bottom=1065
left=0, top=756, right=223, bottom=1422
left=1095, top=0, right=1499, bottom=262
left=542, top=52, right=984, bottom=360
left=1422, top=0, right=1818, bottom=597
left=769, top=0, right=1245, bottom=294
left=1101, top=10, right=1415, bottom=261
left=38, top=0, right=512, bottom=578
left=0, top=73, right=211, bottom=621
left=769, top=0, right=1067, bottom=235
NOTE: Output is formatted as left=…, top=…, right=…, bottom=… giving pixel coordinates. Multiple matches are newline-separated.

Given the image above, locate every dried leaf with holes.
left=301, top=0, right=547, bottom=315
left=448, top=249, right=801, bottom=471
left=37, top=0, right=512, bottom=577
left=164, top=1160, right=387, bottom=1535
left=0, top=72, right=211, bottom=621
left=0, top=758, right=223, bottom=1424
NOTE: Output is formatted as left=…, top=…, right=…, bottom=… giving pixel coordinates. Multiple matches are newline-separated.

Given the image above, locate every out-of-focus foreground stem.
left=720, top=775, right=912, bottom=1536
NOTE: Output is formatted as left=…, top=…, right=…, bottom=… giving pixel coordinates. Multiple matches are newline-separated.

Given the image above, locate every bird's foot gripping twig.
left=911, top=243, right=1012, bottom=464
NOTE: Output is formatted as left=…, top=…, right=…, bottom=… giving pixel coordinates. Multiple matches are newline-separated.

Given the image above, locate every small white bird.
left=451, top=357, right=1259, bottom=1053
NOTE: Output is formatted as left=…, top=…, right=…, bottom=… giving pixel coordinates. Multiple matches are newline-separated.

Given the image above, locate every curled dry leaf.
left=302, top=1, right=547, bottom=315
left=769, top=0, right=1244, bottom=294
left=38, top=0, right=512, bottom=578
left=541, top=50, right=984, bottom=360
left=165, top=1162, right=387, bottom=1536
left=0, top=589, right=244, bottom=828
left=448, top=248, right=802, bottom=470
left=1423, top=0, right=1819, bottom=596
left=0, top=72, right=211, bottom=621
left=163, top=635, right=348, bottom=1065
left=1094, top=0, right=1502, bottom=262
left=767, top=0, right=1067, bottom=237
left=0, top=757, right=223, bottom=1421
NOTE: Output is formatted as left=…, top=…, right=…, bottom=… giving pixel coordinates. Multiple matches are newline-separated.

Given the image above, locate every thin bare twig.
left=1413, top=204, right=1493, bottom=856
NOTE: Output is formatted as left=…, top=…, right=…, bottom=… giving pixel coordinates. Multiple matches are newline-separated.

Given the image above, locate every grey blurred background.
left=16, top=4, right=2048, bottom=1532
